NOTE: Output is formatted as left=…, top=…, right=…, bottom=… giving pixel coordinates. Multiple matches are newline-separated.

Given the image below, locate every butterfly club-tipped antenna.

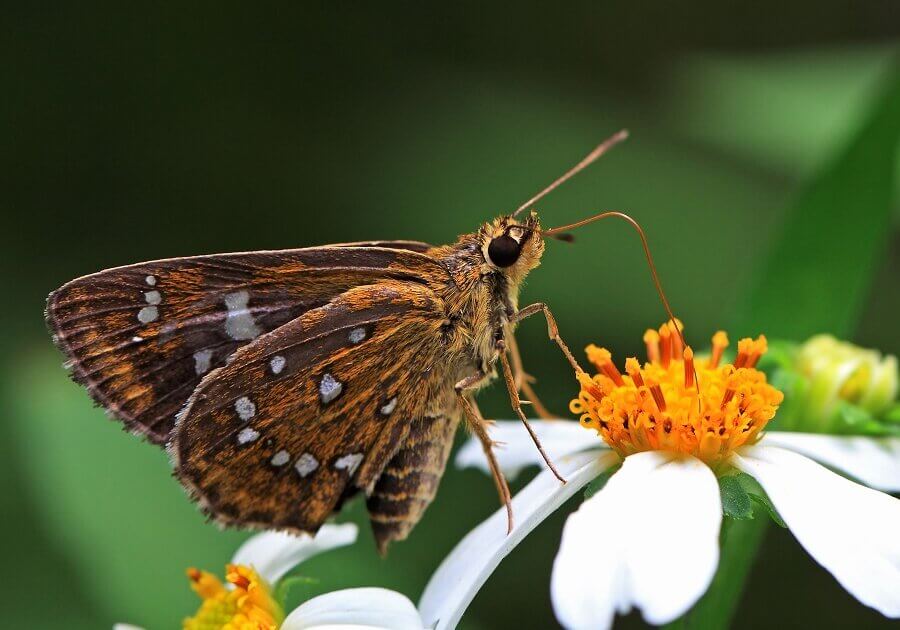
left=542, top=211, right=701, bottom=404
left=499, top=129, right=697, bottom=497
left=511, top=131, right=697, bottom=404
left=512, top=129, right=630, bottom=226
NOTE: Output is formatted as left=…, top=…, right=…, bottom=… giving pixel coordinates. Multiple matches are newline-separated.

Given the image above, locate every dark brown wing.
left=335, top=240, right=433, bottom=253
left=171, top=280, right=451, bottom=535
left=45, top=243, right=438, bottom=444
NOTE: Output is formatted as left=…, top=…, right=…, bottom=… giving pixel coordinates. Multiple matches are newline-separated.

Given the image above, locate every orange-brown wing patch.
left=46, top=246, right=447, bottom=444
left=335, top=240, right=434, bottom=253
left=172, top=280, right=447, bottom=534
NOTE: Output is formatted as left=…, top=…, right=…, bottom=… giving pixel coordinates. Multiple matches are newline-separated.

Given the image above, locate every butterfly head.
left=481, top=212, right=545, bottom=280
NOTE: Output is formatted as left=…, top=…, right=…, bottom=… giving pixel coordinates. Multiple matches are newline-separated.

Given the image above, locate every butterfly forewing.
left=172, top=280, right=450, bottom=534
left=45, top=243, right=435, bottom=444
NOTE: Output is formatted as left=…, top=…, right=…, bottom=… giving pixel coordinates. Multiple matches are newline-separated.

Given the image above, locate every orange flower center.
left=570, top=320, right=784, bottom=466
left=183, top=563, right=283, bottom=630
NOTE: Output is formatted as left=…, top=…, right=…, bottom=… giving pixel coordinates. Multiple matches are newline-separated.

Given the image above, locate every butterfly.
left=46, top=130, right=673, bottom=554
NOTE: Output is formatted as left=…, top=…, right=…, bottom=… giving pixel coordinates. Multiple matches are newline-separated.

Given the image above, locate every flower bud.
left=793, top=335, right=898, bottom=431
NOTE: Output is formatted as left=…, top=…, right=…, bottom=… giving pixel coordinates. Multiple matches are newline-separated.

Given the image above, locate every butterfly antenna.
left=512, top=129, right=629, bottom=219
left=543, top=211, right=701, bottom=403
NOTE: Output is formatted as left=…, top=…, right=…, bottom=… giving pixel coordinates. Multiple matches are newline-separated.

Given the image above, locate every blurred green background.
left=3, top=4, right=899, bottom=629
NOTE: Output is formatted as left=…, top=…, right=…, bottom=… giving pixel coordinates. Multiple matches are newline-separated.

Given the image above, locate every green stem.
left=668, top=61, right=900, bottom=629
left=663, top=518, right=769, bottom=630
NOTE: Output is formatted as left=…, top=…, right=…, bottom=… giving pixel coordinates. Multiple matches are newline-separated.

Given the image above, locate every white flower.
left=231, top=522, right=360, bottom=586
left=423, top=324, right=900, bottom=630
left=231, top=525, right=428, bottom=629
left=117, top=523, right=426, bottom=630
left=434, top=421, right=900, bottom=629
left=282, top=587, right=424, bottom=630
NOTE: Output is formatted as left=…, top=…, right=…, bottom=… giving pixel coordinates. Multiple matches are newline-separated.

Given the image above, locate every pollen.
left=183, top=563, right=283, bottom=630
left=570, top=322, right=783, bottom=467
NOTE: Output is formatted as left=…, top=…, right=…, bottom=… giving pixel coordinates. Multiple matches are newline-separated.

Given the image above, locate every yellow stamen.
left=733, top=338, right=753, bottom=368
left=571, top=321, right=783, bottom=467
left=643, top=329, right=660, bottom=363
left=669, top=319, right=684, bottom=357
left=587, top=345, right=625, bottom=386
left=659, top=324, right=672, bottom=368
left=183, top=564, right=283, bottom=630
left=683, top=347, right=695, bottom=388
left=748, top=335, right=767, bottom=368
left=625, top=357, right=646, bottom=388
left=648, top=381, right=667, bottom=412
left=710, top=331, right=729, bottom=368
left=187, top=568, right=227, bottom=600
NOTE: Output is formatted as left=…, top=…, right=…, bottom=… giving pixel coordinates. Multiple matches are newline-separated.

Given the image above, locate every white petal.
left=231, top=523, right=358, bottom=585
left=281, top=587, right=424, bottom=630
left=419, top=449, right=619, bottom=630
left=551, top=451, right=721, bottom=629
left=113, top=625, right=144, bottom=630
left=761, top=432, right=900, bottom=492
left=455, top=419, right=605, bottom=478
left=733, top=445, right=900, bottom=618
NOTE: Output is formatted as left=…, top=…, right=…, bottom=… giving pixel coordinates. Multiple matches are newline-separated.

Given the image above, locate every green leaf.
left=668, top=62, right=900, bottom=630
left=748, top=495, right=787, bottom=529
left=736, top=473, right=787, bottom=528
left=755, top=339, right=799, bottom=371
left=884, top=403, right=900, bottom=424
left=9, top=354, right=248, bottom=629
left=732, top=66, right=900, bottom=340
left=718, top=475, right=753, bottom=520
left=834, top=400, right=890, bottom=435
left=276, top=574, right=319, bottom=607
left=583, top=464, right=620, bottom=499
left=764, top=367, right=808, bottom=431
left=718, top=473, right=787, bottom=527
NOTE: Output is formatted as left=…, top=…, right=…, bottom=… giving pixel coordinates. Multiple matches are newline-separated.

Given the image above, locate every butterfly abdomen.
left=366, top=413, right=460, bottom=555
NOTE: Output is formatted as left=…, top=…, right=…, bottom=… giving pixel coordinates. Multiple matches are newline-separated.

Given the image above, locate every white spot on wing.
left=295, top=452, right=319, bottom=477
left=144, top=290, right=162, bottom=305
left=235, top=396, right=256, bottom=420
left=131, top=336, right=144, bottom=343
left=193, top=349, right=214, bottom=375
left=237, top=427, right=260, bottom=444
left=271, top=450, right=291, bottom=466
left=348, top=327, right=366, bottom=344
left=380, top=397, right=398, bottom=416
left=334, top=452, right=364, bottom=476
left=145, top=275, right=157, bottom=286
left=224, top=291, right=262, bottom=341
left=319, top=373, right=343, bottom=404
left=270, top=355, right=286, bottom=374
left=137, top=306, right=158, bottom=323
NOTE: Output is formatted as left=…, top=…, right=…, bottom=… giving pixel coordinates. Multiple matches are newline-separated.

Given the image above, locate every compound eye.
left=487, top=234, right=522, bottom=267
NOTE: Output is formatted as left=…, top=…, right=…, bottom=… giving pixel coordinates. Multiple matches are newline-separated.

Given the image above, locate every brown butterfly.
left=46, top=130, right=670, bottom=554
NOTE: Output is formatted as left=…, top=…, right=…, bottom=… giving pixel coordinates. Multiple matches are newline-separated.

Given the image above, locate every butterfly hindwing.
left=171, top=279, right=451, bottom=534
left=45, top=243, right=436, bottom=444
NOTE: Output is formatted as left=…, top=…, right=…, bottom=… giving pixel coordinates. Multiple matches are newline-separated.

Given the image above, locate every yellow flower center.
left=570, top=320, right=784, bottom=466
left=183, top=564, right=283, bottom=630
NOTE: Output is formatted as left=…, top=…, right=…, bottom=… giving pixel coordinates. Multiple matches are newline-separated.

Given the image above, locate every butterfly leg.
left=455, top=374, right=514, bottom=534
left=497, top=341, right=567, bottom=484
left=511, top=302, right=585, bottom=375
left=504, top=327, right=558, bottom=419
